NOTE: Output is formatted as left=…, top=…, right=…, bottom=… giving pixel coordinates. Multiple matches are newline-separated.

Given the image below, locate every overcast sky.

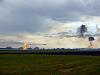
left=0, top=0, right=100, bottom=34
left=0, top=0, right=100, bottom=48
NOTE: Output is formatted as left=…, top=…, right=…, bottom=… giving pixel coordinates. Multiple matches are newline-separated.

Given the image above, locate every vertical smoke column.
left=88, top=37, right=95, bottom=48
left=79, top=25, right=87, bottom=37
left=96, top=25, right=100, bottom=33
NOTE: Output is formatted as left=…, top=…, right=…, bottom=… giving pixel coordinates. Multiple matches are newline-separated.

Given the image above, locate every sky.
left=0, top=0, right=100, bottom=48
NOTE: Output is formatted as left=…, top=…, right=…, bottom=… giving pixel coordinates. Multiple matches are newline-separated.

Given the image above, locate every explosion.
left=22, top=41, right=29, bottom=50
left=88, top=37, right=95, bottom=48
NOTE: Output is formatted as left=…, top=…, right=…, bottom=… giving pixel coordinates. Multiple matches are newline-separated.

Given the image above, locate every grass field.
left=0, top=54, right=100, bottom=75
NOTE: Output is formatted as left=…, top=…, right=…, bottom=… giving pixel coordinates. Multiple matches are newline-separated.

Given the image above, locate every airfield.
left=0, top=37, right=100, bottom=75
left=1, top=36, right=100, bottom=75
left=0, top=54, right=100, bottom=75
left=0, top=48, right=100, bottom=75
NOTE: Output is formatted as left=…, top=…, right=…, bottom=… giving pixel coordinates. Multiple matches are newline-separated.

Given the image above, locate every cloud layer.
left=0, top=0, right=100, bottom=48
left=0, top=0, right=100, bottom=35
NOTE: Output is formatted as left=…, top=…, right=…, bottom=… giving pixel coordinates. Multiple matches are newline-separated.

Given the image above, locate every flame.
left=22, top=41, right=29, bottom=50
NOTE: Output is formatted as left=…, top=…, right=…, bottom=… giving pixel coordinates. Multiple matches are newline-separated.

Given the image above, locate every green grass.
left=0, top=54, right=100, bottom=75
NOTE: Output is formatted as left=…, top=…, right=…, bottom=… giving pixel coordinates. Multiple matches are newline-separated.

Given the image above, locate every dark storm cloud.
left=0, top=0, right=99, bottom=34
